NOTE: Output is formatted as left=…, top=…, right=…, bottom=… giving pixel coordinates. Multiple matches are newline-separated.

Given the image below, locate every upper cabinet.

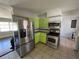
left=30, top=18, right=48, bottom=29
left=39, top=18, right=48, bottom=28
left=30, top=18, right=39, bottom=29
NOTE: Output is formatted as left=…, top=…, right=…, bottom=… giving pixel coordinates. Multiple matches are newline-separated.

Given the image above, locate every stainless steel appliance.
left=13, top=16, right=35, bottom=58
left=47, top=22, right=60, bottom=48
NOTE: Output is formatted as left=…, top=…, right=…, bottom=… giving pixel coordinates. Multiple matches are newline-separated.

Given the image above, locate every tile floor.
left=0, top=51, right=21, bottom=59
left=22, top=38, right=79, bottom=59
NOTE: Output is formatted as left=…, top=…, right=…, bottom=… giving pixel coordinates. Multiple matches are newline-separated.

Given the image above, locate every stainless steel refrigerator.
left=12, top=16, right=35, bottom=58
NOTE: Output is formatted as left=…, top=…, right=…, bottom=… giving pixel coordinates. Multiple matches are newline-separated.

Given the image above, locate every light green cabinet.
left=35, top=33, right=40, bottom=44
left=33, top=18, right=40, bottom=44
left=40, top=33, right=47, bottom=44
left=30, top=18, right=48, bottom=44
left=30, top=18, right=40, bottom=44
left=32, top=18, right=39, bottom=28
left=39, top=18, right=48, bottom=28
left=39, top=18, right=48, bottom=44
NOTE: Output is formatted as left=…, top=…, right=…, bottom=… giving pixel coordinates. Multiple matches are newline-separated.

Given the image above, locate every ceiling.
left=0, top=0, right=79, bottom=13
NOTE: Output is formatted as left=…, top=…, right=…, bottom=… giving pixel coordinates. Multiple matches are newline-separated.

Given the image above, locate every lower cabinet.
left=40, top=33, right=47, bottom=44
left=35, top=33, right=40, bottom=44
left=35, top=33, right=47, bottom=44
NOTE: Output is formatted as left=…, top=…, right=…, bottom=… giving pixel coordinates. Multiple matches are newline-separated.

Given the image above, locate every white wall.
left=13, top=7, right=37, bottom=17
left=47, top=9, right=62, bottom=23
left=65, top=9, right=79, bottom=50
left=47, top=9, right=62, bottom=17
left=0, top=4, right=13, bottom=18
left=46, top=8, right=79, bottom=38
left=38, top=12, right=47, bottom=18
left=61, top=15, right=78, bottom=38
left=63, top=9, right=79, bottom=16
left=61, top=9, right=79, bottom=38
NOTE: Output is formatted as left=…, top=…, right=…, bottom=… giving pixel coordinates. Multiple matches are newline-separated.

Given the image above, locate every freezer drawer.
left=16, top=40, right=35, bottom=58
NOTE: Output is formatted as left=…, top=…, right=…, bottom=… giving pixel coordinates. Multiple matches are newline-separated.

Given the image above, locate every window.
left=9, top=22, right=18, bottom=31
left=0, top=22, right=9, bottom=32
left=0, top=22, right=18, bottom=32
left=71, top=20, right=77, bottom=28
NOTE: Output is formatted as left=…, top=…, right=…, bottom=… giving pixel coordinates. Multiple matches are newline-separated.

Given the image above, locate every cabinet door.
left=39, top=18, right=48, bottom=28
left=32, top=18, right=39, bottom=28
left=35, top=33, right=40, bottom=44
left=39, top=18, right=43, bottom=28
left=43, top=18, right=48, bottom=28
left=40, top=33, right=47, bottom=44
